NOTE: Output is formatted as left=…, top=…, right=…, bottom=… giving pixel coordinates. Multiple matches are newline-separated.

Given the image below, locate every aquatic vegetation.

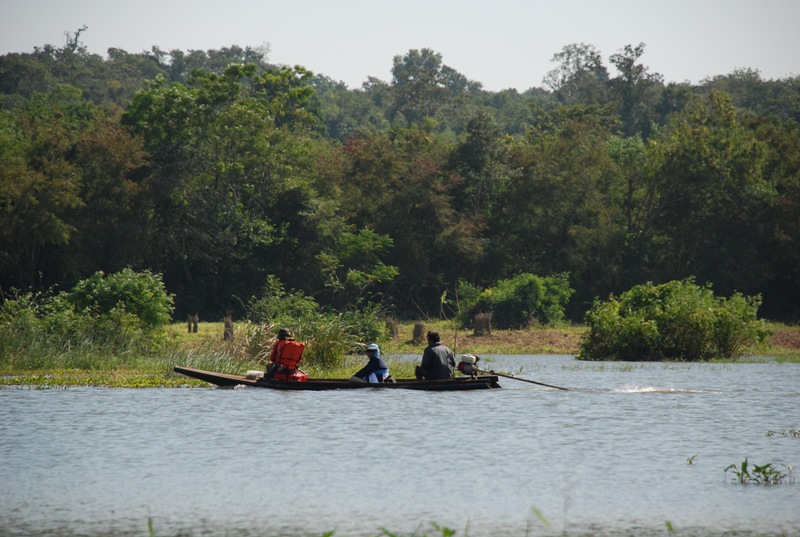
left=687, top=454, right=697, bottom=465
left=561, top=362, right=639, bottom=372
left=766, top=428, right=800, bottom=438
left=580, top=278, right=770, bottom=361
left=348, top=523, right=457, bottom=537
left=724, top=458, right=795, bottom=485
left=529, top=506, right=552, bottom=531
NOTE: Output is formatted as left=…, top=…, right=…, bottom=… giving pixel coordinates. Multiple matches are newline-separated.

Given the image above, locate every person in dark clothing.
left=415, top=331, right=455, bottom=380
left=351, top=343, right=390, bottom=383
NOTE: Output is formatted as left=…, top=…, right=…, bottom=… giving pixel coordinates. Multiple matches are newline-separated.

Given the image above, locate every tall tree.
left=121, top=64, right=322, bottom=316
left=701, top=69, right=800, bottom=123
left=489, top=106, right=624, bottom=314
left=311, top=75, right=389, bottom=140
left=747, top=116, right=800, bottom=319
left=449, top=109, right=509, bottom=216
left=646, top=91, right=775, bottom=296
left=608, top=43, right=664, bottom=137
left=390, top=48, right=477, bottom=126
left=544, top=43, right=610, bottom=105
left=0, top=87, right=87, bottom=288
left=391, top=48, right=448, bottom=124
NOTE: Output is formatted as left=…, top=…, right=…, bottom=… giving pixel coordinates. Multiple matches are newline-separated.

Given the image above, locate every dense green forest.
left=1, top=30, right=799, bottom=323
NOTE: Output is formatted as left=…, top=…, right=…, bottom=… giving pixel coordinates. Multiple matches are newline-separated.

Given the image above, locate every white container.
left=459, top=354, right=478, bottom=365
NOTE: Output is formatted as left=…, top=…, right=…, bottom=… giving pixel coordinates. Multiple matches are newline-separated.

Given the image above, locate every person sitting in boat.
left=350, top=343, right=391, bottom=383
left=415, top=331, right=455, bottom=380
left=264, top=328, right=305, bottom=379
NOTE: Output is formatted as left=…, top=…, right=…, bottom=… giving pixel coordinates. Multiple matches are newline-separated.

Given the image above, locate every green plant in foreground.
left=529, top=506, right=552, bottom=530
left=368, top=523, right=456, bottom=537
left=687, top=454, right=697, bottom=465
left=724, top=458, right=795, bottom=484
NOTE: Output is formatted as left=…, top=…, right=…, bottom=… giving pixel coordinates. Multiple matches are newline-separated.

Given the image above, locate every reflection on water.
left=1, top=355, right=798, bottom=537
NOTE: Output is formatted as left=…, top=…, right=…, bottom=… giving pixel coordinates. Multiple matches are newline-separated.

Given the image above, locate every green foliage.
left=608, top=42, right=663, bottom=137
left=460, top=273, right=573, bottom=329
left=294, top=313, right=367, bottom=369
left=724, top=459, right=795, bottom=485
left=390, top=48, right=471, bottom=125
left=766, top=429, right=800, bottom=438
left=544, top=43, right=610, bottom=105
left=579, top=278, right=770, bottom=361
left=317, top=226, right=398, bottom=307
left=65, top=268, right=174, bottom=330
left=490, top=107, right=623, bottom=315
left=3, top=38, right=800, bottom=323
left=247, top=275, right=320, bottom=324
left=456, top=278, right=481, bottom=312
left=0, top=90, right=86, bottom=287
left=238, top=308, right=385, bottom=371
left=245, top=276, right=388, bottom=369
left=0, top=271, right=174, bottom=371
left=646, top=92, right=775, bottom=294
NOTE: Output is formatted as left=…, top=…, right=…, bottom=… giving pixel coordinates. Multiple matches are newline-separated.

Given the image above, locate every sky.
left=1, top=0, right=799, bottom=92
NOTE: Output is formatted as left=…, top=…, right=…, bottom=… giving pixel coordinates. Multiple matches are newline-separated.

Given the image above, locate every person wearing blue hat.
left=350, top=343, right=391, bottom=383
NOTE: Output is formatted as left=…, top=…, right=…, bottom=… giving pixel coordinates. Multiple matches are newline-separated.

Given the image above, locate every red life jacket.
left=275, top=339, right=305, bottom=369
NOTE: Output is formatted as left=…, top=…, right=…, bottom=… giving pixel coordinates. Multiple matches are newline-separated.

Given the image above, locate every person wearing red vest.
left=264, top=328, right=305, bottom=379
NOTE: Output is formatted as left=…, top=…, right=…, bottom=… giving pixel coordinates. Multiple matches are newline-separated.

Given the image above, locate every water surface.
left=1, top=355, right=798, bottom=536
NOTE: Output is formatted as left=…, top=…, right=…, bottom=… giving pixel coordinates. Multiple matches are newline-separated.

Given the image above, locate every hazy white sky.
left=1, top=0, right=798, bottom=91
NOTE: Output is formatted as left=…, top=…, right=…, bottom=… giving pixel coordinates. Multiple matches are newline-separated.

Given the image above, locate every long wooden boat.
left=173, top=366, right=501, bottom=391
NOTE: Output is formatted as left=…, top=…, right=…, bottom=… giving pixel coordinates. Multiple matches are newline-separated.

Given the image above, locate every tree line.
left=1, top=30, right=799, bottom=323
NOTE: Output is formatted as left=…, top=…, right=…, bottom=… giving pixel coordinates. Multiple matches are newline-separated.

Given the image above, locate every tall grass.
left=1, top=318, right=174, bottom=372
left=0, top=288, right=175, bottom=373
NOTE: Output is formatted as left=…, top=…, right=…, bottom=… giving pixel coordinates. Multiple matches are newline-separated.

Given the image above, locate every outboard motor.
left=458, top=354, right=480, bottom=378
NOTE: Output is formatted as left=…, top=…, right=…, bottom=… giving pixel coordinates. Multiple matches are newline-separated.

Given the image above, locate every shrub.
left=579, top=278, right=770, bottom=361
left=247, top=275, right=319, bottom=324
left=244, top=277, right=391, bottom=370
left=337, top=302, right=388, bottom=346
left=0, top=269, right=175, bottom=370
left=238, top=309, right=381, bottom=371
left=459, top=273, right=574, bottom=329
left=64, top=268, right=174, bottom=330
left=294, top=313, right=365, bottom=368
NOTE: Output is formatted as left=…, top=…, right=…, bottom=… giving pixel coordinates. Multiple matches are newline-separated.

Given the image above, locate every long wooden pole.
left=478, top=368, right=569, bottom=391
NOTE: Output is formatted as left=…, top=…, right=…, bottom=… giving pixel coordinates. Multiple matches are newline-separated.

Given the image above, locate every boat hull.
left=173, top=366, right=501, bottom=391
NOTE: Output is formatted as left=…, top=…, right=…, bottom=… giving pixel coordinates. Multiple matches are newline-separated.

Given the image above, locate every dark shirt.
left=353, top=354, right=389, bottom=380
left=417, top=342, right=455, bottom=379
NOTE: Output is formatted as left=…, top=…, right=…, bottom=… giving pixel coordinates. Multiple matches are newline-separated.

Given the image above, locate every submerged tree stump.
left=223, top=312, right=234, bottom=341
left=412, top=322, right=426, bottom=344
left=385, top=317, right=400, bottom=341
left=474, top=312, right=492, bottom=336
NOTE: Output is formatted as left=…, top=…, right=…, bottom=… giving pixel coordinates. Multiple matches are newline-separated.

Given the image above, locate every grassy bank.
left=2, top=321, right=798, bottom=388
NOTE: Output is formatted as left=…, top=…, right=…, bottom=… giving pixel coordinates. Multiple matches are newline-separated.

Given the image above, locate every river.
left=1, top=355, right=798, bottom=536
